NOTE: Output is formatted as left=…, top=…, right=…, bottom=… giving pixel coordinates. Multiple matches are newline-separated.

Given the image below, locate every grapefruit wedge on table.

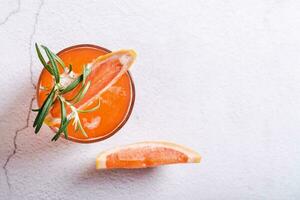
left=96, top=141, right=201, bottom=169
left=47, top=49, right=136, bottom=124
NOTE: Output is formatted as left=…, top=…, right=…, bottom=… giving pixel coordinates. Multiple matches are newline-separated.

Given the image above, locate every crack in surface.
left=29, top=0, right=45, bottom=89
left=3, top=97, right=35, bottom=189
left=0, top=0, right=21, bottom=26
left=3, top=0, right=45, bottom=191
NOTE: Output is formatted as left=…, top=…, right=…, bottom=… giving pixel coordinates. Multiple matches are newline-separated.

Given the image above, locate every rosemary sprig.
left=33, top=43, right=100, bottom=141
left=77, top=98, right=101, bottom=113
left=57, top=96, right=67, bottom=135
left=60, top=69, right=90, bottom=94
left=35, top=44, right=53, bottom=75
left=33, top=87, right=56, bottom=133
left=43, top=46, right=60, bottom=83
left=68, top=64, right=73, bottom=74
left=68, top=81, right=91, bottom=104
left=82, top=65, right=91, bottom=85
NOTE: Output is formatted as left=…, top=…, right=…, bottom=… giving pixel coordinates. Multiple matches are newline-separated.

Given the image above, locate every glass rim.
left=36, top=44, right=135, bottom=143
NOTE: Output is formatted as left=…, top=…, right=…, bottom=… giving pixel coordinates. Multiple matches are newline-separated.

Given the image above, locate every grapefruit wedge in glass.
left=96, top=141, right=201, bottom=169
left=48, top=49, right=136, bottom=118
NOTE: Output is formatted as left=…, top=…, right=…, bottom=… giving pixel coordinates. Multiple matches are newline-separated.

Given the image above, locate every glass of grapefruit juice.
left=36, top=44, right=135, bottom=143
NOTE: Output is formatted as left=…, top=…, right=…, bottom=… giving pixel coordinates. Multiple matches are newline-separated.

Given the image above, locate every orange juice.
left=37, top=44, right=135, bottom=143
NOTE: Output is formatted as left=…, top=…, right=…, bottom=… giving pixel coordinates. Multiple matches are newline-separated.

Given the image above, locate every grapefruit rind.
left=96, top=141, right=201, bottom=169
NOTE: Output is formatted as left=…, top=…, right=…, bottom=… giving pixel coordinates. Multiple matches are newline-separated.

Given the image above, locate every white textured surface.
left=0, top=0, right=300, bottom=199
